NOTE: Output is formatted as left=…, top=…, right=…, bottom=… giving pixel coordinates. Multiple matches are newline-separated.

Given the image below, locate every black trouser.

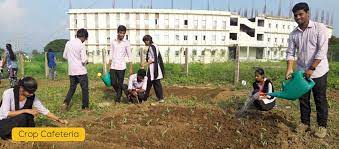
left=122, top=84, right=147, bottom=103
left=0, top=113, right=35, bottom=139
left=253, top=100, right=275, bottom=111
left=299, top=73, right=328, bottom=127
left=145, top=79, right=164, bottom=101
left=110, top=69, right=125, bottom=102
left=64, top=74, right=89, bottom=109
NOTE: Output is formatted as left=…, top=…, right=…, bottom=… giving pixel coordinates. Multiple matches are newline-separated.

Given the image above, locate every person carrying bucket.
left=108, top=25, right=133, bottom=103
left=286, top=2, right=329, bottom=138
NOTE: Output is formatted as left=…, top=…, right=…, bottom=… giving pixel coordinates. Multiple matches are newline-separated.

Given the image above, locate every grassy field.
left=16, top=54, right=339, bottom=89
left=0, top=54, right=337, bottom=148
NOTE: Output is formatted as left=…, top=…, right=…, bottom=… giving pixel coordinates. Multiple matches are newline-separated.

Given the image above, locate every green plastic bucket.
left=100, top=72, right=111, bottom=87
left=268, top=71, right=315, bottom=100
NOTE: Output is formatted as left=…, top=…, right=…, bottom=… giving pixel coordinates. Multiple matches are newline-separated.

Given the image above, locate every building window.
left=184, top=35, right=188, bottom=40
left=258, top=19, right=264, bottom=27
left=230, top=33, right=237, bottom=40
left=154, top=35, right=159, bottom=41
left=106, top=13, right=110, bottom=28
left=202, top=51, right=205, bottom=56
left=164, top=35, right=169, bottom=42
left=276, top=24, right=278, bottom=29
left=195, top=35, right=198, bottom=40
left=184, top=20, right=188, bottom=25
left=282, top=38, right=284, bottom=43
left=202, top=20, right=206, bottom=28
left=283, top=25, right=285, bottom=29
left=155, top=19, right=158, bottom=25
left=268, top=38, right=271, bottom=42
left=97, top=49, right=100, bottom=56
left=211, top=50, right=216, bottom=56
left=288, top=25, right=290, bottom=29
left=257, top=34, right=264, bottom=41
left=176, top=35, right=179, bottom=40
left=192, top=50, right=197, bottom=56
left=221, top=50, right=226, bottom=56
left=222, top=21, right=227, bottom=29
left=230, top=18, right=238, bottom=26
left=116, top=14, right=120, bottom=25
left=203, top=35, right=206, bottom=40
left=269, top=23, right=271, bottom=28
left=221, top=36, right=226, bottom=41
left=194, top=20, right=198, bottom=28
left=165, top=18, right=169, bottom=26
left=175, top=51, right=179, bottom=57
left=275, top=38, right=277, bottom=42
left=126, top=35, right=129, bottom=40
left=144, top=18, right=149, bottom=26
left=175, top=19, right=179, bottom=27
left=213, top=20, right=217, bottom=28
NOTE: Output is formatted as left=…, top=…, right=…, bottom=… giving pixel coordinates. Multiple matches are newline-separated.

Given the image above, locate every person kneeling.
left=0, top=77, right=67, bottom=140
left=251, top=68, right=276, bottom=111
left=123, top=69, right=148, bottom=103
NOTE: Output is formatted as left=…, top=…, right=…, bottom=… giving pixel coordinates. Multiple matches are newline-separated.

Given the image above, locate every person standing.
left=108, top=25, right=133, bottom=103
left=47, top=48, right=57, bottom=80
left=142, top=35, right=165, bottom=103
left=62, top=28, right=89, bottom=111
left=285, top=2, right=329, bottom=138
left=2, top=44, right=18, bottom=88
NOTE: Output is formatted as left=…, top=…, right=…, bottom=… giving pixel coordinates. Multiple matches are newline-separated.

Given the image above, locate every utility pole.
left=69, top=0, right=72, bottom=9
left=112, top=0, right=115, bottom=8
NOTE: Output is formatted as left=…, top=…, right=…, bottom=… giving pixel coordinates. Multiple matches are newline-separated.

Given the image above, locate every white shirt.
left=109, top=39, right=132, bottom=70
left=63, top=38, right=88, bottom=76
left=286, top=20, right=329, bottom=78
left=128, top=74, right=147, bottom=90
left=147, top=44, right=163, bottom=80
left=0, top=88, right=50, bottom=120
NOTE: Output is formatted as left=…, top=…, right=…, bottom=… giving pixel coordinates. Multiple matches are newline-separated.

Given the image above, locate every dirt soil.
left=0, top=85, right=337, bottom=149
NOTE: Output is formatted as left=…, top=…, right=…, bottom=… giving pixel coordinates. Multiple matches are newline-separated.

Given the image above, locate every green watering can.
left=97, top=72, right=111, bottom=87
left=267, top=71, right=315, bottom=100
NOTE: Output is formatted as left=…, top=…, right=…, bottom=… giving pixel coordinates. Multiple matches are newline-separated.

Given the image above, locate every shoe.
left=82, top=108, right=91, bottom=112
left=314, top=126, right=327, bottom=138
left=158, top=99, right=165, bottom=103
left=61, top=103, right=70, bottom=112
left=294, top=123, right=310, bottom=133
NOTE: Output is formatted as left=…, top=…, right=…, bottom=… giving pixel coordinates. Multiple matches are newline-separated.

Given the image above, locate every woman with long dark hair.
left=142, top=35, right=165, bottom=103
left=0, top=77, right=68, bottom=140
left=2, top=44, right=18, bottom=87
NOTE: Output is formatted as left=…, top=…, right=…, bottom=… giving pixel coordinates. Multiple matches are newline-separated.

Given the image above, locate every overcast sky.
left=0, top=0, right=337, bottom=52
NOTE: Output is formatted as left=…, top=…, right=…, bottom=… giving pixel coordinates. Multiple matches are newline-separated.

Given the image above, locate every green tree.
left=329, top=36, right=339, bottom=45
left=44, top=39, right=69, bottom=52
left=32, top=49, right=40, bottom=55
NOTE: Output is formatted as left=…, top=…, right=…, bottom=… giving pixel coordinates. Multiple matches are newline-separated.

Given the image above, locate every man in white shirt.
left=62, top=28, right=89, bottom=111
left=285, top=2, right=329, bottom=138
left=108, top=25, right=133, bottom=103
left=123, top=69, right=147, bottom=103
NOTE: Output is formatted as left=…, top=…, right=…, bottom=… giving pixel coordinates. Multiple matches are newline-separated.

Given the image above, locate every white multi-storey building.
left=68, top=8, right=333, bottom=64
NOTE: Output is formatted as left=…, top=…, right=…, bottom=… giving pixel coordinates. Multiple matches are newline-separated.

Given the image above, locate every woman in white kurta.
left=142, top=35, right=165, bottom=103
left=0, top=77, right=68, bottom=140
